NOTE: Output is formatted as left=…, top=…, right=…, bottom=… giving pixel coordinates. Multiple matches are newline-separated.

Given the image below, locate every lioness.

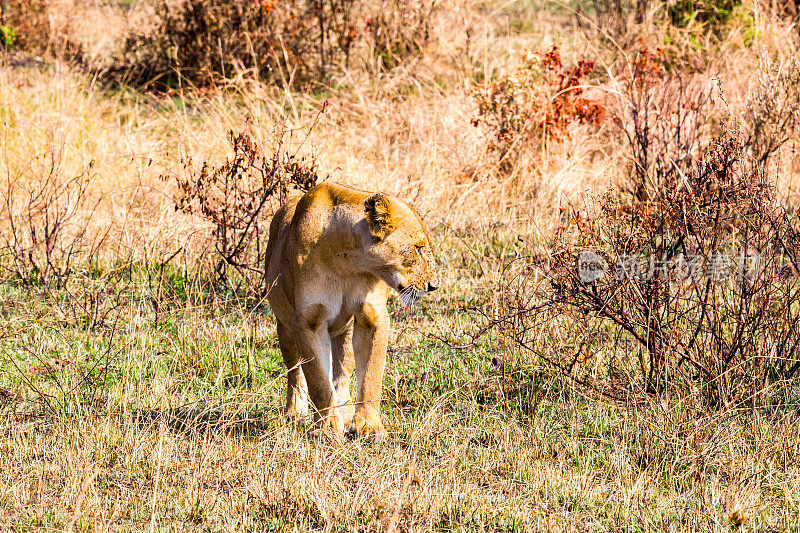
left=265, top=182, right=437, bottom=440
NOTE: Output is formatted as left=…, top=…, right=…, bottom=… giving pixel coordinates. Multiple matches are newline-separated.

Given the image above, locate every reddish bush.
left=165, top=128, right=320, bottom=295
left=471, top=44, right=605, bottom=172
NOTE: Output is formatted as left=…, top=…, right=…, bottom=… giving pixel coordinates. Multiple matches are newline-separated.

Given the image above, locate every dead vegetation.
left=166, top=126, right=320, bottom=295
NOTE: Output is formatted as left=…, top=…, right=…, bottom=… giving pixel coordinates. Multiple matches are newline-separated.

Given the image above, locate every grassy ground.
left=2, top=0, right=800, bottom=530
left=3, top=274, right=799, bottom=531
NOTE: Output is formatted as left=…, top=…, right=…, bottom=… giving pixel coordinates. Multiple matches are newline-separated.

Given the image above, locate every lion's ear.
left=364, top=193, right=397, bottom=240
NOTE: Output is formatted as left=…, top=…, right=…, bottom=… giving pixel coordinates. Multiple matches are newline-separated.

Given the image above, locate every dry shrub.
left=578, top=0, right=760, bottom=77
left=741, top=54, right=800, bottom=167
left=546, top=133, right=800, bottom=405
left=107, top=0, right=435, bottom=87
left=471, top=44, right=604, bottom=176
left=0, top=150, right=128, bottom=333
left=461, top=53, right=800, bottom=409
left=612, top=47, right=800, bottom=199
left=479, top=133, right=800, bottom=408
left=0, top=152, right=107, bottom=289
left=165, top=126, right=320, bottom=296
left=609, top=47, right=710, bottom=200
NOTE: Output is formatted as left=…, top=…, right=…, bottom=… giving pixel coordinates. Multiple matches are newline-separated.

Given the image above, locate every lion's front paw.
left=310, top=410, right=345, bottom=442
left=338, top=401, right=355, bottom=427
left=348, top=410, right=387, bottom=443
left=285, top=404, right=309, bottom=423
left=285, top=388, right=309, bottom=421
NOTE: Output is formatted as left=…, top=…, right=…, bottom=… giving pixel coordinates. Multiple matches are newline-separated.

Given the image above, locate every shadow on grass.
left=134, top=405, right=279, bottom=437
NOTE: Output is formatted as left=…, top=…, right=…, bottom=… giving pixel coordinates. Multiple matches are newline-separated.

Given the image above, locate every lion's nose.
left=426, top=282, right=437, bottom=292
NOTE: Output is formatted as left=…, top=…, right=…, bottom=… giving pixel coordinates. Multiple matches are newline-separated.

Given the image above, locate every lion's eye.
left=403, top=250, right=418, bottom=267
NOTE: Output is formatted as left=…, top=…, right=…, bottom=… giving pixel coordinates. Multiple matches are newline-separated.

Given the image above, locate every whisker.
left=398, top=285, right=426, bottom=311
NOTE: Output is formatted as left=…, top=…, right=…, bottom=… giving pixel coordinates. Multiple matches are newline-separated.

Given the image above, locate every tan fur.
left=265, top=182, right=437, bottom=441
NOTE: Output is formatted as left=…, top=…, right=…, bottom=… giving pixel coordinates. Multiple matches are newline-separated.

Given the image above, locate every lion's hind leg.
left=277, top=321, right=309, bottom=420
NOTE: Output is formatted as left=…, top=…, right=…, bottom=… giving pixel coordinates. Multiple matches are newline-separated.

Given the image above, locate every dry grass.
left=2, top=281, right=798, bottom=531
left=1, top=0, right=800, bottom=530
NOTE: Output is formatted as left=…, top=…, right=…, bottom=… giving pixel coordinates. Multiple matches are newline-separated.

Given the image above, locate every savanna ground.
left=2, top=0, right=800, bottom=530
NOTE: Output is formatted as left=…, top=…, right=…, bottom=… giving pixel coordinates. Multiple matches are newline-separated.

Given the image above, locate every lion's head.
left=362, top=192, right=437, bottom=307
